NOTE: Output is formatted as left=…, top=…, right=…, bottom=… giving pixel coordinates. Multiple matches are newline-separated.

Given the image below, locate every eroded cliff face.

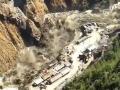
left=0, top=0, right=45, bottom=73
left=0, top=2, right=24, bottom=72
left=0, top=21, right=24, bottom=72
left=25, top=0, right=48, bottom=24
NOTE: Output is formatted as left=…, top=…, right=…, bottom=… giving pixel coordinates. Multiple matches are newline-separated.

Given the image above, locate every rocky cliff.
left=0, top=0, right=45, bottom=73
left=0, top=21, right=24, bottom=73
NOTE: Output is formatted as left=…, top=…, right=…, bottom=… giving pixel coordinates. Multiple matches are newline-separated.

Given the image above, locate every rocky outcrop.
left=0, top=1, right=42, bottom=73
left=0, top=2, right=24, bottom=72
left=25, top=0, right=48, bottom=24
left=0, top=21, right=24, bottom=73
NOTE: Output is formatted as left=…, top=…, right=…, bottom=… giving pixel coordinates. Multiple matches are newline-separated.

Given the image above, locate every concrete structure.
left=3, top=86, right=18, bottom=90
left=60, top=67, right=70, bottom=75
left=32, top=77, right=43, bottom=85
left=50, top=73, right=63, bottom=83
left=54, top=63, right=65, bottom=71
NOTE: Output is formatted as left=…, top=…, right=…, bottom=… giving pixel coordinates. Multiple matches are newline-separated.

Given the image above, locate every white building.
left=60, top=67, right=71, bottom=75
left=3, top=86, right=18, bottom=90
left=54, top=64, right=65, bottom=71
left=32, top=77, right=43, bottom=85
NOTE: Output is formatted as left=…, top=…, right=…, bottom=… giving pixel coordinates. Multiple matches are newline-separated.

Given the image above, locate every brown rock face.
left=0, top=0, right=43, bottom=73
left=0, top=3, right=24, bottom=72
left=25, top=0, right=48, bottom=23
left=0, top=21, right=24, bottom=72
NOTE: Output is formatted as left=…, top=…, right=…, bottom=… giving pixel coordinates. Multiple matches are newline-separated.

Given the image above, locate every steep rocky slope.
left=0, top=21, right=24, bottom=73
left=0, top=0, right=45, bottom=73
